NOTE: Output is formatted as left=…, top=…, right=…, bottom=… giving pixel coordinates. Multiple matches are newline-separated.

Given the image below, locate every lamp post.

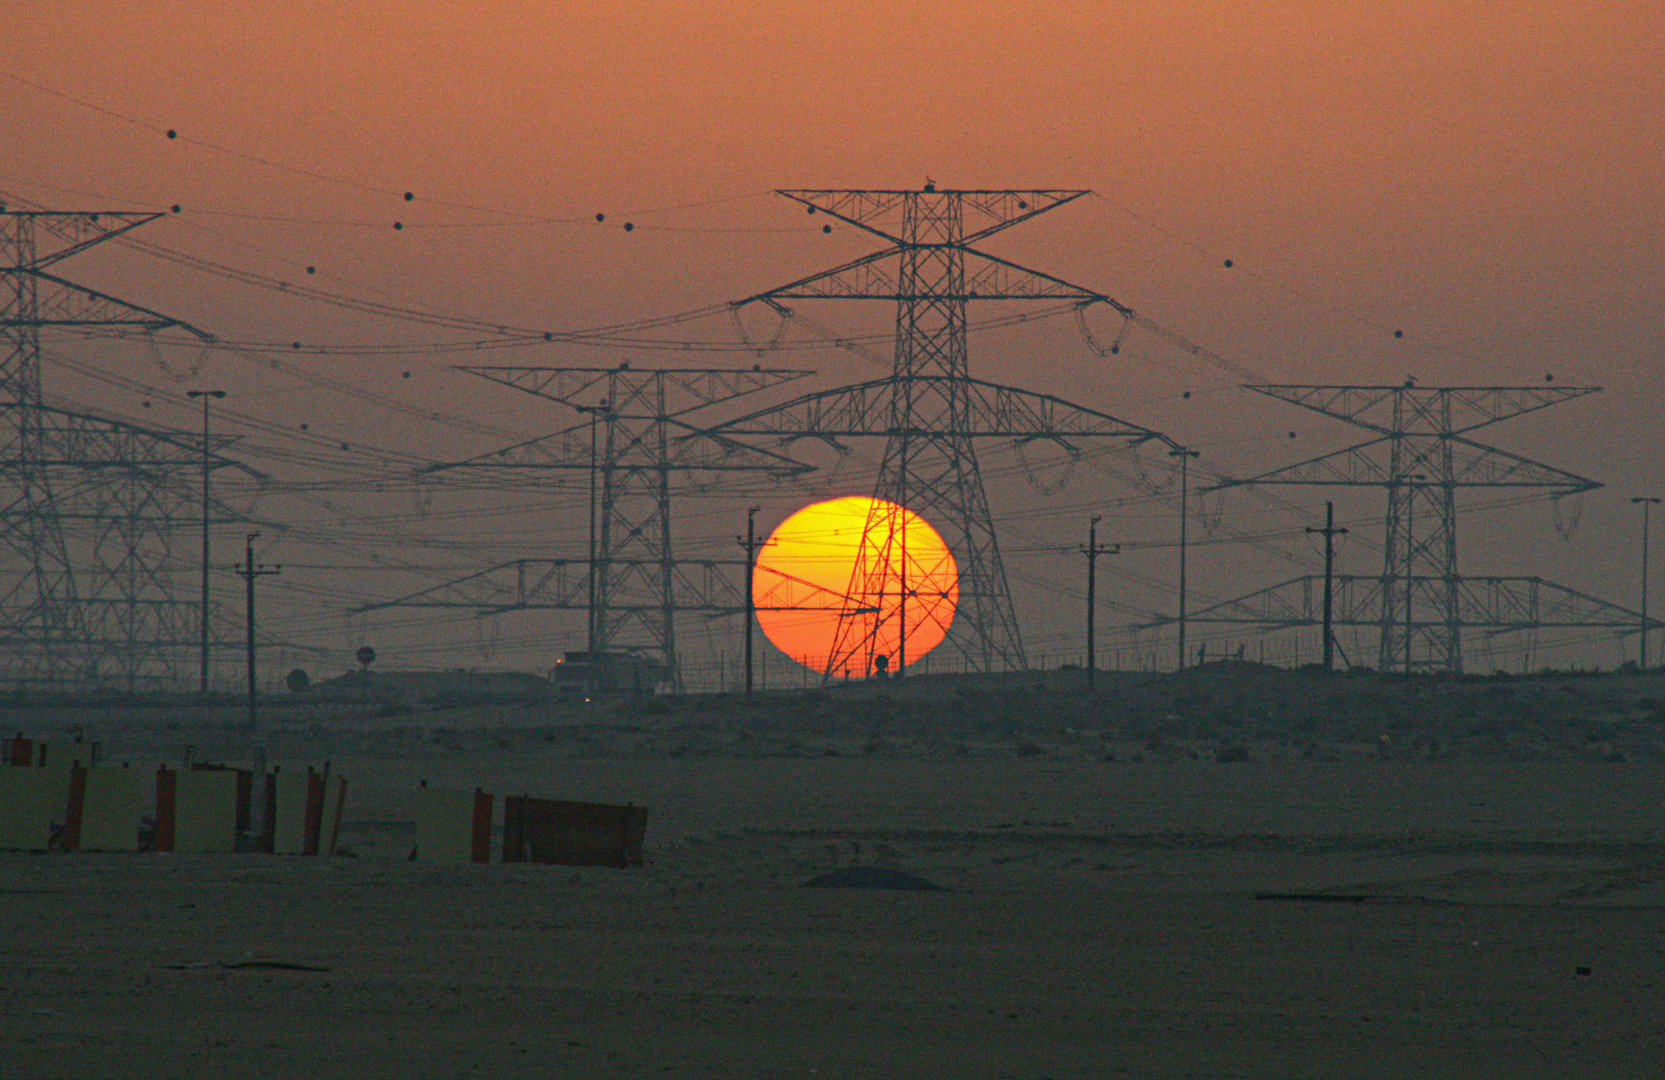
left=185, top=389, right=225, bottom=694
left=1168, top=447, right=1201, bottom=670
left=1394, top=473, right=1427, bottom=672
left=1633, top=497, right=1661, bottom=668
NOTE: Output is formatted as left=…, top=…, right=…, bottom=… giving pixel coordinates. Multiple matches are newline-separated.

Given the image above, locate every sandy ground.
left=4, top=700, right=1664, bottom=1078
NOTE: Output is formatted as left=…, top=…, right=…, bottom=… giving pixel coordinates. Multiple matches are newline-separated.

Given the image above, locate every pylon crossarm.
left=18, top=270, right=211, bottom=339
left=712, top=375, right=1171, bottom=445
left=739, top=247, right=903, bottom=301
left=775, top=189, right=1091, bottom=247
left=9, top=406, right=261, bottom=477
left=456, top=366, right=815, bottom=417
left=1248, top=385, right=1601, bottom=436
left=1139, top=573, right=1653, bottom=633
left=1132, top=574, right=1384, bottom=631
left=663, top=421, right=816, bottom=477
left=1446, top=436, right=1602, bottom=490
left=426, top=419, right=813, bottom=478
left=752, top=563, right=862, bottom=613
left=1208, top=437, right=1601, bottom=492
left=350, top=557, right=755, bottom=615
left=742, top=248, right=1111, bottom=303
left=957, top=249, right=1110, bottom=301
left=18, top=211, right=166, bottom=272
left=1455, top=576, right=1653, bottom=631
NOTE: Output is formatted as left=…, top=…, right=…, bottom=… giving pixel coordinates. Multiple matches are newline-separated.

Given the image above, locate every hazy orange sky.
left=3, top=2, right=1661, bottom=679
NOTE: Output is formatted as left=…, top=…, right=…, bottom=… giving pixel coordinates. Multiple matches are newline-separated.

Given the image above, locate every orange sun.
left=753, top=496, right=958, bottom=678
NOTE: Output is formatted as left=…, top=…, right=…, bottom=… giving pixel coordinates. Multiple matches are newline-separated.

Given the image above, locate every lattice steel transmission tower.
left=715, top=188, right=1172, bottom=678
left=415, top=365, right=815, bottom=690
left=1, top=208, right=244, bottom=690
left=1208, top=384, right=1603, bottom=673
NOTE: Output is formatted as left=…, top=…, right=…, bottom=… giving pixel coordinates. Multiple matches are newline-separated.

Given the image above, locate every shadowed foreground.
left=4, top=748, right=1661, bottom=1078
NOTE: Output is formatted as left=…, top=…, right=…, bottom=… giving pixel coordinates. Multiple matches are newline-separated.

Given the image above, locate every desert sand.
left=4, top=664, right=1663, bottom=1078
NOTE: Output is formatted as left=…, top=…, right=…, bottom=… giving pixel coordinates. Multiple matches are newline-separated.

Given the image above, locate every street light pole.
left=1080, top=516, right=1118, bottom=692
left=1168, top=447, right=1201, bottom=670
left=1633, top=496, right=1661, bottom=668
left=186, top=389, right=225, bottom=694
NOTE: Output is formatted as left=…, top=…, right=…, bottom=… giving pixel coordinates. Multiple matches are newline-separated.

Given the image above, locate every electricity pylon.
left=714, top=187, right=1172, bottom=679
left=1, top=208, right=245, bottom=690
left=1205, top=384, right=1604, bottom=673
left=417, top=365, right=816, bottom=690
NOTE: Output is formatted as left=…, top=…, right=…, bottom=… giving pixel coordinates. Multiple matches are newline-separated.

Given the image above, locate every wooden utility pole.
left=237, top=533, right=280, bottom=729
left=1080, top=516, right=1118, bottom=691
left=1304, top=502, right=1349, bottom=671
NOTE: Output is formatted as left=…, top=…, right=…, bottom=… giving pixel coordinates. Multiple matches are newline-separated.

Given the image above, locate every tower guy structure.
left=376, top=366, right=820, bottom=691
left=1194, top=384, right=1628, bottom=673
left=1, top=208, right=245, bottom=690
left=714, top=188, right=1173, bottom=678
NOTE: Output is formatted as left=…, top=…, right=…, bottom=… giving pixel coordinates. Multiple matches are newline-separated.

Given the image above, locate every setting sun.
left=754, top=497, right=958, bottom=678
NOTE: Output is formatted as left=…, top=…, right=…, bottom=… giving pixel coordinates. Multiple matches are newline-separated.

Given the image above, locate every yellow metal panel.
left=415, top=786, right=479, bottom=864
left=172, top=769, right=238, bottom=854
left=271, top=770, right=312, bottom=855
left=78, top=767, right=141, bottom=852
left=0, top=768, right=65, bottom=851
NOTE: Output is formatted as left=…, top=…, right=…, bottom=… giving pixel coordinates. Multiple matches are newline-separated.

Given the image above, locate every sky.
left=2, top=2, right=1662, bottom=684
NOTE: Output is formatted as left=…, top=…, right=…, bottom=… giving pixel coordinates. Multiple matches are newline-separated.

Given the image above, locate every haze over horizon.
left=2, top=2, right=1660, bottom=684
